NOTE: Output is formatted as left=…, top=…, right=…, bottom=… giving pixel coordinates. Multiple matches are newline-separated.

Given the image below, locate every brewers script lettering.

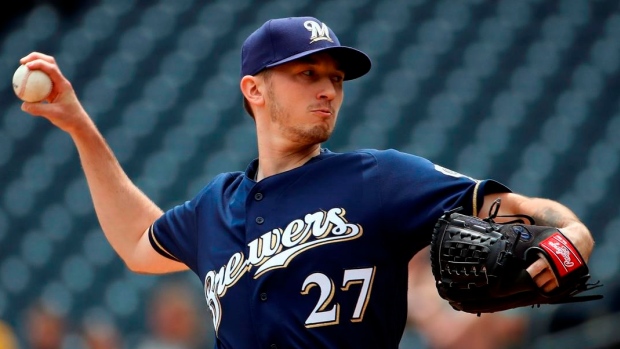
left=204, top=207, right=363, bottom=334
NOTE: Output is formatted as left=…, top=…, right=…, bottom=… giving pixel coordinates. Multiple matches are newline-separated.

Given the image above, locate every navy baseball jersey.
left=149, top=148, right=509, bottom=349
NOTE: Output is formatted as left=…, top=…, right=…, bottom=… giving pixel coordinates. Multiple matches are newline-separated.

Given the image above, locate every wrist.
left=559, top=223, right=594, bottom=262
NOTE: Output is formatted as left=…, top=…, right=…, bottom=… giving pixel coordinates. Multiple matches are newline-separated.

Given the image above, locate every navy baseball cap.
left=241, top=17, right=372, bottom=81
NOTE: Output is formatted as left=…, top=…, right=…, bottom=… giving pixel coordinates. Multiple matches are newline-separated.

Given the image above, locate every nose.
left=317, top=77, right=337, bottom=101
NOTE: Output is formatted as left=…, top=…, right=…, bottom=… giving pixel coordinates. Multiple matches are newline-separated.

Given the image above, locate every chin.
left=292, top=126, right=332, bottom=145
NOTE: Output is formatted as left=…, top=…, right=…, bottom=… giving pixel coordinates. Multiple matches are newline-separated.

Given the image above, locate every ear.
left=240, top=75, right=264, bottom=110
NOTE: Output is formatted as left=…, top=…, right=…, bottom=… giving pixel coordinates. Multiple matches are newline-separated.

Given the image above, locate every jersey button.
left=254, top=192, right=263, bottom=201
left=270, top=344, right=277, bottom=349
left=256, top=217, right=264, bottom=224
left=260, top=293, right=268, bottom=301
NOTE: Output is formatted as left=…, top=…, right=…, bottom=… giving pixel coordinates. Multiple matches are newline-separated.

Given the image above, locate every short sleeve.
left=368, top=149, right=510, bottom=253
left=149, top=197, right=199, bottom=272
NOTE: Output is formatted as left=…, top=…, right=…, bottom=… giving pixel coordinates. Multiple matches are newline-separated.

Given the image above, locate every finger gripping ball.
left=12, top=64, right=53, bottom=103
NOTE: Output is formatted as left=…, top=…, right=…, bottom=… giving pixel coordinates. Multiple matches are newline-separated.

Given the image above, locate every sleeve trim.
left=472, top=181, right=481, bottom=217
left=148, top=225, right=181, bottom=262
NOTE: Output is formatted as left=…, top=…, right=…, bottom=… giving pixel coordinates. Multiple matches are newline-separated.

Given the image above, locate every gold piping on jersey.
left=149, top=225, right=180, bottom=262
left=472, top=181, right=481, bottom=217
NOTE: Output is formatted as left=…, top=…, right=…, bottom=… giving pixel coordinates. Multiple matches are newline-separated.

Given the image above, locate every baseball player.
left=19, top=16, right=594, bottom=349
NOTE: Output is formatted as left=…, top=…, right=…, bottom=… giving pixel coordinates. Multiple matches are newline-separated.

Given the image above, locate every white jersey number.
left=300, top=267, right=376, bottom=328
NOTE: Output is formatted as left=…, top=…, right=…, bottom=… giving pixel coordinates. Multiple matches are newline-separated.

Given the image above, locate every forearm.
left=70, top=119, right=164, bottom=266
left=19, top=52, right=184, bottom=273
left=518, top=197, right=594, bottom=261
left=483, top=193, right=595, bottom=261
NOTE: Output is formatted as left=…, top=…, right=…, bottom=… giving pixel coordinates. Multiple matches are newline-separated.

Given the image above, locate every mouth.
left=310, top=108, right=333, bottom=117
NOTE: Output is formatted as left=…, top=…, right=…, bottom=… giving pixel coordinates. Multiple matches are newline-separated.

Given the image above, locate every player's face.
left=263, top=52, right=345, bottom=145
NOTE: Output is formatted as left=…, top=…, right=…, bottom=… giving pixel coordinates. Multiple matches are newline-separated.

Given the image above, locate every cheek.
left=333, top=90, right=344, bottom=109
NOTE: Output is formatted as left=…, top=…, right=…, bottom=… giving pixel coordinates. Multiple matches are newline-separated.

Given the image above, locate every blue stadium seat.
left=180, top=99, right=224, bottom=136
left=398, top=45, right=437, bottom=80
left=509, top=66, right=544, bottom=103
left=139, top=4, right=178, bottom=41
left=434, top=0, right=472, bottom=32
left=117, top=27, right=156, bottom=64
left=159, top=51, right=198, bottom=87
left=39, top=203, right=74, bottom=242
left=63, top=177, right=94, bottom=217
left=60, top=254, right=96, bottom=294
left=175, top=24, right=217, bottom=62
left=60, top=28, right=96, bottom=65
left=541, top=15, right=575, bottom=50
left=82, top=227, right=117, bottom=268
left=105, top=126, right=137, bottom=164
left=373, top=0, right=413, bottom=33
left=3, top=104, right=36, bottom=140
left=315, top=1, right=355, bottom=34
left=162, top=126, right=200, bottom=163
left=380, top=68, right=420, bottom=106
left=3, top=179, right=37, bottom=217
left=80, top=4, right=120, bottom=42
left=445, top=68, right=480, bottom=104
left=402, top=119, right=448, bottom=159
left=526, top=41, right=561, bottom=77
left=20, top=230, right=53, bottom=269
left=496, top=0, right=533, bottom=29
left=0, top=130, right=14, bottom=167
left=590, top=38, right=620, bottom=75
left=463, top=42, right=500, bottom=78
left=141, top=150, right=182, bottom=189
left=81, top=77, right=118, bottom=115
left=121, top=100, right=160, bottom=138
left=559, top=0, right=590, bottom=26
left=416, top=19, right=455, bottom=55
left=1, top=0, right=619, bottom=344
left=41, top=130, right=74, bottom=166
left=223, top=121, right=258, bottom=159
left=478, top=16, right=515, bottom=51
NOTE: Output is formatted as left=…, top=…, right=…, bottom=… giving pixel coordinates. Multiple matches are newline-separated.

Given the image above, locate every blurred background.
left=0, top=0, right=619, bottom=348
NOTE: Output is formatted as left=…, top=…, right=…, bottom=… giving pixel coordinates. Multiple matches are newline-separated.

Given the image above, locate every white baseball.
left=12, top=64, right=53, bottom=103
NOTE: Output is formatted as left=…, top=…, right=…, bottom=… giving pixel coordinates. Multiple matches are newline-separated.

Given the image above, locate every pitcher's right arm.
left=19, top=52, right=188, bottom=274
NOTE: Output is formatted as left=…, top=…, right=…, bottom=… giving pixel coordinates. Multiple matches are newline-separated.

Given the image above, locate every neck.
left=255, top=144, right=321, bottom=181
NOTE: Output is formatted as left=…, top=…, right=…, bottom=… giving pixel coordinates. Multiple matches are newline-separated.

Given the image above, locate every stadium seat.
left=0, top=1, right=619, bottom=346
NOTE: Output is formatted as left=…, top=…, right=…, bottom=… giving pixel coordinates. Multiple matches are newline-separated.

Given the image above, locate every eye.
left=302, top=70, right=315, bottom=77
left=332, top=75, right=344, bottom=83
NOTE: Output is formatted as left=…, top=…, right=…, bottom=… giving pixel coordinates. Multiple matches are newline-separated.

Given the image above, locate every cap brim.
left=265, top=46, right=371, bottom=81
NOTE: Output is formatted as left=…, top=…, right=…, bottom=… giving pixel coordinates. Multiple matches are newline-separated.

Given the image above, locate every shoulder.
left=351, top=148, right=427, bottom=161
left=347, top=148, right=434, bottom=169
left=192, top=171, right=246, bottom=201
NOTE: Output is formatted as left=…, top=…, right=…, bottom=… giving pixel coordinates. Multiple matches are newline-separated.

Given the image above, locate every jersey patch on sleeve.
left=434, top=164, right=479, bottom=183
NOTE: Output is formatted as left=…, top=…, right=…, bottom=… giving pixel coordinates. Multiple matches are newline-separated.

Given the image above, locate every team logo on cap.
left=304, top=20, right=334, bottom=44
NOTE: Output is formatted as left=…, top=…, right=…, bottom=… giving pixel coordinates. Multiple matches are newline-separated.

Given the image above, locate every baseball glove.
left=430, top=198, right=602, bottom=315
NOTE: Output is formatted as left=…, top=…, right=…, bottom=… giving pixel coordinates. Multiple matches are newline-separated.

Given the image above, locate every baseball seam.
left=19, top=67, right=33, bottom=100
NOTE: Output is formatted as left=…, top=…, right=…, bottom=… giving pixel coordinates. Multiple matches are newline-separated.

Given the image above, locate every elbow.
left=122, top=260, right=159, bottom=275
left=117, top=252, right=154, bottom=274
left=118, top=251, right=188, bottom=275
left=120, top=256, right=146, bottom=274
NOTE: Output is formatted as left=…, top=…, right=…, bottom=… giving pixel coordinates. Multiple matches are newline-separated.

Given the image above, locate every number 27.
left=300, top=267, right=376, bottom=328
